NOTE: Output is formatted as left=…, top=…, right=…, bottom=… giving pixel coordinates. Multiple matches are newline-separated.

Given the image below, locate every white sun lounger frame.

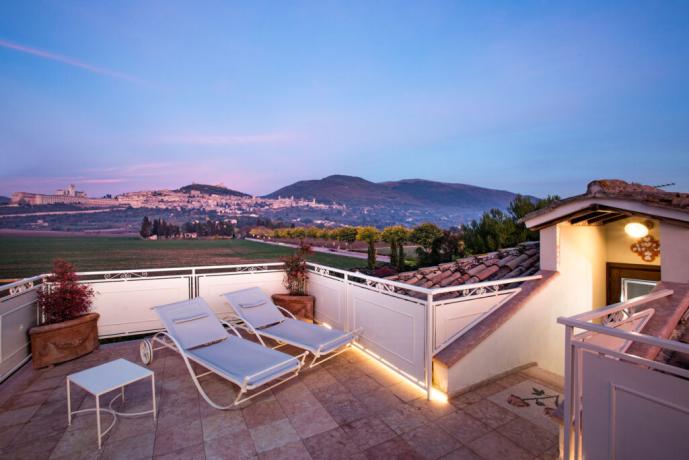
left=140, top=317, right=307, bottom=408
left=222, top=291, right=362, bottom=368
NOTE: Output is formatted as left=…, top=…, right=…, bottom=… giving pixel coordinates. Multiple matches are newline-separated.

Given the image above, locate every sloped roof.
left=524, top=180, right=689, bottom=229
left=386, top=241, right=539, bottom=299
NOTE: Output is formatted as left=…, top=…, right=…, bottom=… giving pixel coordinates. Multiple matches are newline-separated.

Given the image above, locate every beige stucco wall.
left=440, top=273, right=589, bottom=393
left=605, top=217, right=661, bottom=266
left=442, top=222, right=607, bottom=394
left=442, top=216, right=689, bottom=394
left=660, top=223, right=689, bottom=283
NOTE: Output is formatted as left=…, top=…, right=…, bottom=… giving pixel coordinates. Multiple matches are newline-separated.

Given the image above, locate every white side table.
left=67, top=358, right=157, bottom=449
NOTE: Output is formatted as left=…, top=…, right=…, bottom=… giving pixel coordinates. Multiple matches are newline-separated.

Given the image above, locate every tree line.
left=139, top=217, right=236, bottom=239
left=250, top=194, right=559, bottom=270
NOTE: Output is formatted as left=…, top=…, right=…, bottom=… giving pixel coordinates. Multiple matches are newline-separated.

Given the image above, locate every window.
left=621, top=278, right=657, bottom=302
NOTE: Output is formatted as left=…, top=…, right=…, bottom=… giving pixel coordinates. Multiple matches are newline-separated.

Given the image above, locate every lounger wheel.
left=140, top=339, right=153, bottom=365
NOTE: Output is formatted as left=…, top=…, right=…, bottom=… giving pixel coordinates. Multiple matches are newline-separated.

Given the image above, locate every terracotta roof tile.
left=386, top=241, right=540, bottom=291
left=525, top=179, right=689, bottom=223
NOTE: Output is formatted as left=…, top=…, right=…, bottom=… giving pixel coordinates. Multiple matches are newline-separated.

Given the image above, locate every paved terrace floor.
left=0, top=340, right=560, bottom=460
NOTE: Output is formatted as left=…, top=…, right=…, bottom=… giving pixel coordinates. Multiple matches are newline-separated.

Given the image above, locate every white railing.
left=307, top=263, right=541, bottom=398
left=558, top=290, right=689, bottom=459
left=0, top=275, right=45, bottom=380
left=0, top=262, right=541, bottom=395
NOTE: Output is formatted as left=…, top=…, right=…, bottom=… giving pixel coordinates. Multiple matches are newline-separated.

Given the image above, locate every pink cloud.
left=0, top=38, right=143, bottom=84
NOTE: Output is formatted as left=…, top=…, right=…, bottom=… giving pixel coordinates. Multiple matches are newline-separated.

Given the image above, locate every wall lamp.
left=624, top=221, right=649, bottom=238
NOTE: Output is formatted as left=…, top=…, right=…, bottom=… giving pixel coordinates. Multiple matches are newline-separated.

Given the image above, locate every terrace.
left=3, top=180, right=689, bottom=459
left=0, top=262, right=559, bottom=459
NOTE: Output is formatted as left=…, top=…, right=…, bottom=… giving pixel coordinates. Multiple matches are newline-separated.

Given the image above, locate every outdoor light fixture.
left=625, top=222, right=649, bottom=238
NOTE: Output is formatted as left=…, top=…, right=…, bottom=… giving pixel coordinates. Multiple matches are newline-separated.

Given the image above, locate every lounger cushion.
left=261, top=318, right=353, bottom=354
left=223, top=288, right=286, bottom=329
left=155, top=298, right=229, bottom=350
left=187, top=335, right=300, bottom=388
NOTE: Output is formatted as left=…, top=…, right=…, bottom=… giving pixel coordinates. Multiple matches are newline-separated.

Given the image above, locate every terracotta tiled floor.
left=0, top=340, right=560, bottom=459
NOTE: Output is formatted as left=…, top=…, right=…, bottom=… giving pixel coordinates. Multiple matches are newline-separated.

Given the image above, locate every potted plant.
left=272, top=243, right=315, bottom=322
left=30, top=259, right=99, bottom=368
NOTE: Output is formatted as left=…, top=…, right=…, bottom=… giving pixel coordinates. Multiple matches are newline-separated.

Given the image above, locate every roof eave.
left=524, top=197, right=689, bottom=230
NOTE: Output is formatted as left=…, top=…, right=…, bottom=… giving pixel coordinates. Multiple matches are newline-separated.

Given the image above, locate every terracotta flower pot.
left=29, top=312, right=100, bottom=369
left=272, top=294, right=315, bottom=322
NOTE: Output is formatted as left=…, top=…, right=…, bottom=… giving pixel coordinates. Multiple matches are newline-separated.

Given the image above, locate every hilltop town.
left=10, top=183, right=344, bottom=215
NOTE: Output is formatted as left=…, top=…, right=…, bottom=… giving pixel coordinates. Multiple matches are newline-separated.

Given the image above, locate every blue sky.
left=1, top=1, right=688, bottom=198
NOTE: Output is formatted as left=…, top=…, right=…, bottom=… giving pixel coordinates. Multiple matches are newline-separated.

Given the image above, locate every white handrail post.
left=344, top=272, right=350, bottom=331
left=563, top=324, right=573, bottom=460
left=191, top=268, right=196, bottom=299
left=425, top=291, right=434, bottom=400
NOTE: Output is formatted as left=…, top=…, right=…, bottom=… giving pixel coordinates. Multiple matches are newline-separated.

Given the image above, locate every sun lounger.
left=140, top=297, right=306, bottom=408
left=222, top=287, right=362, bottom=367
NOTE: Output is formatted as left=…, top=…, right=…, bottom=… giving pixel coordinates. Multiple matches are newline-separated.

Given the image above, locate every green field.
left=0, top=236, right=365, bottom=279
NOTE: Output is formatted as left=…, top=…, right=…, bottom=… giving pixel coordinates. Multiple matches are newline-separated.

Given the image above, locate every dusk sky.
left=1, top=1, right=689, bottom=198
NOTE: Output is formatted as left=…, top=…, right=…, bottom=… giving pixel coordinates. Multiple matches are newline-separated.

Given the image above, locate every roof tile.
left=386, top=242, right=540, bottom=292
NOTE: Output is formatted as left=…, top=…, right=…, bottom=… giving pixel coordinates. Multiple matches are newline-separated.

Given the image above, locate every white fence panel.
left=433, top=291, right=517, bottom=352
left=198, top=271, right=284, bottom=317
left=0, top=286, right=40, bottom=381
left=581, top=350, right=689, bottom=460
left=348, top=284, right=426, bottom=382
left=88, top=277, right=191, bottom=337
left=309, top=273, right=347, bottom=331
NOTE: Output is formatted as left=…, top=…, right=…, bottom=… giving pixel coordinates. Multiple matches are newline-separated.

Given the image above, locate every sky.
left=1, top=1, right=689, bottom=199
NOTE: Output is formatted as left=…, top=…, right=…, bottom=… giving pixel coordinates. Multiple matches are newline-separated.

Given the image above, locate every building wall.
left=442, top=222, right=607, bottom=394
left=605, top=217, right=661, bottom=266
left=440, top=216, right=689, bottom=394
left=439, top=274, right=587, bottom=393
left=661, top=223, right=689, bottom=283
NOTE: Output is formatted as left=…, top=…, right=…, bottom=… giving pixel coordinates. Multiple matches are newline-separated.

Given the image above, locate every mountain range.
left=264, top=175, right=518, bottom=210
left=177, top=175, right=520, bottom=225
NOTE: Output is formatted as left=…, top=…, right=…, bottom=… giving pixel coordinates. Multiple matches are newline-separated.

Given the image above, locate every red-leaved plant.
left=281, top=243, right=312, bottom=295
left=38, top=260, right=94, bottom=325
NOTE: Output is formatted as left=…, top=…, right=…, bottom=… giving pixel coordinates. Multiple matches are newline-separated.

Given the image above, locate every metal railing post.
left=426, top=291, right=434, bottom=400
left=344, top=272, right=350, bottom=331
left=563, top=324, right=573, bottom=460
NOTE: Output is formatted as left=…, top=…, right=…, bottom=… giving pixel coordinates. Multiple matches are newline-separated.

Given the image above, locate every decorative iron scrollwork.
left=364, top=279, right=398, bottom=294
left=313, top=266, right=331, bottom=276
left=104, top=272, right=149, bottom=280
left=9, top=280, right=34, bottom=295
left=460, top=284, right=500, bottom=298
left=236, top=265, right=270, bottom=272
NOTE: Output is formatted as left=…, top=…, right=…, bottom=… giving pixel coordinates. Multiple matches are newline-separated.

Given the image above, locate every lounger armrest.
left=219, top=319, right=243, bottom=338
left=275, top=305, right=297, bottom=320
left=243, top=351, right=307, bottom=386
left=317, top=327, right=363, bottom=355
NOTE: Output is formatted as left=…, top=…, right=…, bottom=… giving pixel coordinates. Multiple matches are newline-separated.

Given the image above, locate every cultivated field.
left=0, top=236, right=365, bottom=280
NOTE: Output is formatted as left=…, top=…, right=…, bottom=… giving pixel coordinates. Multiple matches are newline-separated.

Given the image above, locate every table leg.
left=96, top=394, right=101, bottom=449
left=67, top=378, right=72, bottom=426
left=121, top=385, right=125, bottom=404
left=151, top=374, right=157, bottom=420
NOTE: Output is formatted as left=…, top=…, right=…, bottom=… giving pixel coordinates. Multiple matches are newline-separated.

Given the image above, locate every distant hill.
left=381, top=179, right=517, bottom=209
left=265, top=175, right=518, bottom=210
left=265, top=175, right=404, bottom=206
left=178, top=184, right=249, bottom=197
left=0, top=196, right=9, bottom=205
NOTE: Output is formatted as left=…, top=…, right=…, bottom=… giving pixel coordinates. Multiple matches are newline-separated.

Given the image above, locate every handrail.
left=563, top=318, right=689, bottom=355
left=560, top=289, right=673, bottom=322
left=557, top=289, right=688, bottom=354
left=306, top=262, right=433, bottom=295
left=307, top=262, right=541, bottom=297
left=0, top=275, right=45, bottom=290
left=430, top=274, right=542, bottom=296
left=74, top=262, right=285, bottom=276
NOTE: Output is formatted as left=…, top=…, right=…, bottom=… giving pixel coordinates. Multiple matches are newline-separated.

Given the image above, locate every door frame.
left=606, top=262, right=661, bottom=306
